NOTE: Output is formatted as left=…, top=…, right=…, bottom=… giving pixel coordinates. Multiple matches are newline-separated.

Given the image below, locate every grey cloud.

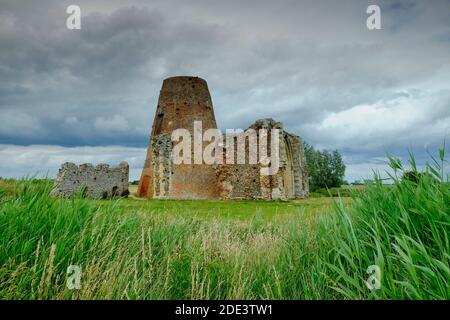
left=0, top=0, right=449, bottom=180
left=0, top=144, right=146, bottom=180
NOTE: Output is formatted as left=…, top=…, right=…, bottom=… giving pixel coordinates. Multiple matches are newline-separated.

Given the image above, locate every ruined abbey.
left=51, top=162, right=129, bottom=199
left=137, top=76, right=309, bottom=200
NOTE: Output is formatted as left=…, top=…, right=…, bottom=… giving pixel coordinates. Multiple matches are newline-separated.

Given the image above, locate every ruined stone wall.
left=215, top=164, right=262, bottom=199
left=215, top=119, right=309, bottom=200
left=149, top=134, right=172, bottom=198
left=50, top=162, right=129, bottom=198
left=285, top=133, right=309, bottom=198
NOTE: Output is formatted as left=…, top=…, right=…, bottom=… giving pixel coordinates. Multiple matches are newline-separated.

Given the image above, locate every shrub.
left=304, top=143, right=346, bottom=191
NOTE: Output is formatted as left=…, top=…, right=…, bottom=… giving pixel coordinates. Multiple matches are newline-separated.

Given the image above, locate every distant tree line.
left=304, top=142, right=346, bottom=191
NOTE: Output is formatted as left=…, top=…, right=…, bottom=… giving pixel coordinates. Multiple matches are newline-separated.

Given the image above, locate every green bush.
left=304, top=143, right=346, bottom=191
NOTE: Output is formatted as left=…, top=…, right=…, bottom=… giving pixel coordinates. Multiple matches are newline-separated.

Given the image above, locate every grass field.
left=0, top=152, right=449, bottom=300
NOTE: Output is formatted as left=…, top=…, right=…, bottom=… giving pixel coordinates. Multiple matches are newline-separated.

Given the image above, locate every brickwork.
left=138, top=76, right=309, bottom=200
left=51, top=162, right=129, bottom=198
left=138, top=76, right=219, bottom=199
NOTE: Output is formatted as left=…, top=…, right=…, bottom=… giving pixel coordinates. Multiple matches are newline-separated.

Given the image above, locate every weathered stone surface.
left=214, top=118, right=309, bottom=200
left=137, top=76, right=309, bottom=200
left=50, top=162, right=129, bottom=198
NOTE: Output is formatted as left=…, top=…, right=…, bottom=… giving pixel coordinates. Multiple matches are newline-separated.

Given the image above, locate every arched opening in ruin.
left=282, top=136, right=295, bottom=199
left=112, top=186, right=119, bottom=197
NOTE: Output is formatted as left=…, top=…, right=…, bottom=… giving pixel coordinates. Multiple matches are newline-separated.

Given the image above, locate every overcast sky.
left=1, top=0, right=449, bottom=181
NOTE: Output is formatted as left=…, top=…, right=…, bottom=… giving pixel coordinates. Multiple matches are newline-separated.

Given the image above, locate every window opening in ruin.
left=155, top=113, right=164, bottom=134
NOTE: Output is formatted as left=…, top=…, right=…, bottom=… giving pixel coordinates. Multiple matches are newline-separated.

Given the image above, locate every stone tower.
left=137, top=76, right=220, bottom=199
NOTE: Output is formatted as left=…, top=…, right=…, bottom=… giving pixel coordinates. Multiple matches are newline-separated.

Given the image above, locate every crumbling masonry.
left=51, top=162, right=129, bottom=198
left=137, top=76, right=309, bottom=200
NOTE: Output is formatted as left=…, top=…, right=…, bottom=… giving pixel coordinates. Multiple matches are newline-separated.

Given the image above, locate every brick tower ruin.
left=137, top=76, right=309, bottom=200
left=137, top=76, right=219, bottom=199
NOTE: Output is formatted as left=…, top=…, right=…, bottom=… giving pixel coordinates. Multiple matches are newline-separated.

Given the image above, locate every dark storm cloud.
left=0, top=0, right=449, bottom=179
left=0, top=1, right=229, bottom=146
